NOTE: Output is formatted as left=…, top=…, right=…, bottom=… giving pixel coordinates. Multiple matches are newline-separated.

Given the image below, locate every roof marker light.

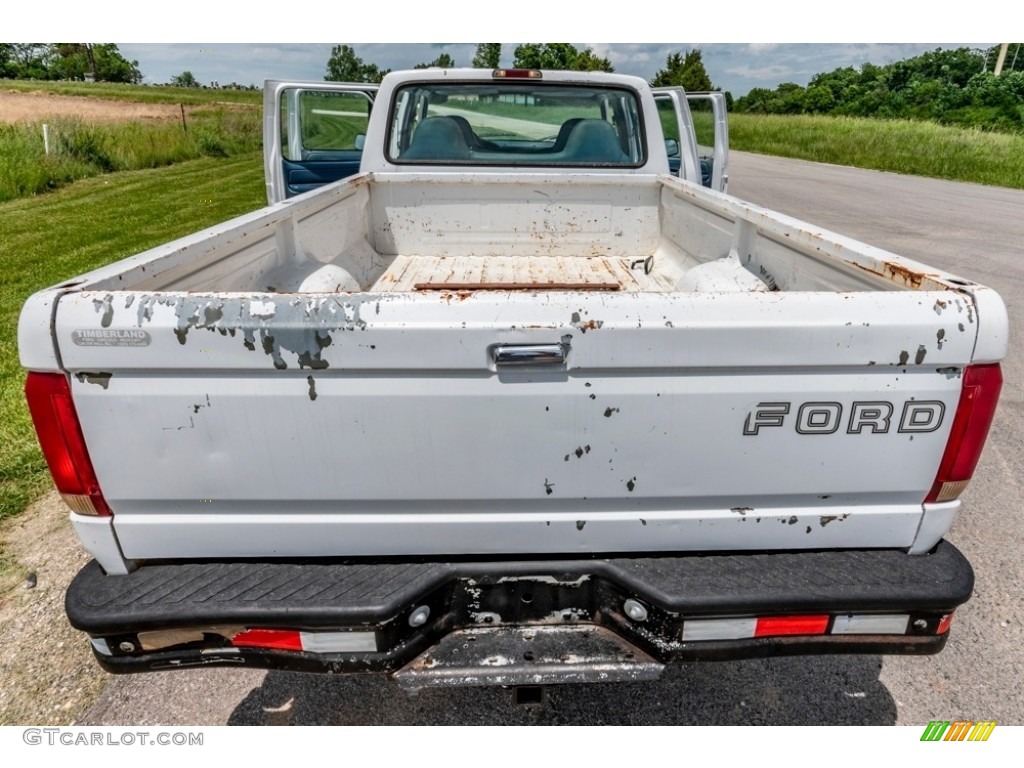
left=492, top=69, right=542, bottom=79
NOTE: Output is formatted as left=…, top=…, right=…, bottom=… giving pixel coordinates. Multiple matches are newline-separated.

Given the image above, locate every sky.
left=114, top=43, right=990, bottom=98
left=9, top=1, right=1001, bottom=97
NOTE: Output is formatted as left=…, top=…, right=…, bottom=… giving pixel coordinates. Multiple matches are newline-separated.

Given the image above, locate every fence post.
left=43, top=123, right=50, bottom=155
left=180, top=104, right=188, bottom=132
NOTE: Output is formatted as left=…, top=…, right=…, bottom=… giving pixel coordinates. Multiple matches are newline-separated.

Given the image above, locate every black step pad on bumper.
left=67, top=542, right=972, bottom=635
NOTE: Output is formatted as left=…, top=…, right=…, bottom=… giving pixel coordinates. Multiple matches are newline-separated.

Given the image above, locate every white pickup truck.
left=19, top=69, right=1006, bottom=688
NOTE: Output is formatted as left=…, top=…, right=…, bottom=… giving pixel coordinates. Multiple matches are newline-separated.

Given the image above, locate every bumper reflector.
left=831, top=614, right=910, bottom=635
left=937, top=613, right=954, bottom=635
left=231, top=628, right=377, bottom=653
left=683, top=613, right=925, bottom=642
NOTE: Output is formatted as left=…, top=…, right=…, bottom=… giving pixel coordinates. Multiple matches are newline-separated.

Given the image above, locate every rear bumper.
left=67, top=542, right=973, bottom=684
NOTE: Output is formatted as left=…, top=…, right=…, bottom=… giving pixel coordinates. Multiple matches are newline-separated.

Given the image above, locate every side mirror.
left=664, top=138, right=679, bottom=157
left=354, top=134, right=366, bottom=151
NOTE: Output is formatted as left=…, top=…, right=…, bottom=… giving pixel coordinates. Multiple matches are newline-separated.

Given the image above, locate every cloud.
left=726, top=65, right=797, bottom=80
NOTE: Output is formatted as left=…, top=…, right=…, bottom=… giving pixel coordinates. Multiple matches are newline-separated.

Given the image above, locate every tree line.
left=0, top=44, right=142, bottom=83
left=324, top=43, right=618, bottom=83
left=325, top=43, right=717, bottom=92
left=734, top=46, right=1024, bottom=132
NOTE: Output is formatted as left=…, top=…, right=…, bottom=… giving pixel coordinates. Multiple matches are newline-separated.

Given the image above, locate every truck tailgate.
left=55, top=288, right=977, bottom=559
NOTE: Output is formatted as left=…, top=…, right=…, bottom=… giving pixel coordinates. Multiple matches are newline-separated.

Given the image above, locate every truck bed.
left=18, top=171, right=1006, bottom=569
left=372, top=254, right=677, bottom=292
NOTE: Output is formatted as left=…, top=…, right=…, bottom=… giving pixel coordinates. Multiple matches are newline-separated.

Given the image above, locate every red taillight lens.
left=925, top=364, right=1003, bottom=504
left=24, top=372, right=111, bottom=516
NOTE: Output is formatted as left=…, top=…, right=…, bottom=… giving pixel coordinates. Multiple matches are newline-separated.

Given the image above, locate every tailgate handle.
left=492, top=343, right=567, bottom=367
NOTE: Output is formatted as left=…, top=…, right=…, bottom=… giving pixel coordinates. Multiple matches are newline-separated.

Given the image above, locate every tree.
left=414, top=53, right=455, bottom=69
left=91, top=44, right=142, bottom=83
left=649, top=49, right=714, bottom=92
left=3, top=44, right=51, bottom=79
left=50, top=43, right=91, bottom=80
left=170, top=70, right=200, bottom=88
left=472, top=44, right=501, bottom=69
left=512, top=44, right=613, bottom=72
left=44, top=44, right=141, bottom=83
left=324, top=44, right=388, bottom=84
left=0, top=44, right=14, bottom=78
left=574, top=48, right=615, bottom=72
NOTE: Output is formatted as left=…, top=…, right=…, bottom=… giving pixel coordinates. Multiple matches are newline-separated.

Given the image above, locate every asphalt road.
left=79, top=152, right=1023, bottom=726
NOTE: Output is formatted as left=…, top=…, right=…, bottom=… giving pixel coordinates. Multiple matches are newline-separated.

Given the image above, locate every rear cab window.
left=386, top=81, right=646, bottom=168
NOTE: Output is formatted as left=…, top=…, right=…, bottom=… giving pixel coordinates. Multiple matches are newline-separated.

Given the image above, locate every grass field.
left=1, top=78, right=261, bottom=106
left=0, top=108, right=261, bottom=202
left=728, top=113, right=1024, bottom=190
left=0, top=154, right=266, bottom=525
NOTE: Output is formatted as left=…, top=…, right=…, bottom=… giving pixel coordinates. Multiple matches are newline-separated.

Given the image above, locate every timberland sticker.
left=72, top=329, right=151, bottom=347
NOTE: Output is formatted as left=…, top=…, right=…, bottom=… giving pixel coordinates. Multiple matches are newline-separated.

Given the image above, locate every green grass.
left=297, top=91, right=370, bottom=152
left=728, top=113, right=1024, bottom=190
left=2, top=78, right=261, bottom=106
left=0, top=109, right=261, bottom=202
left=0, top=154, right=265, bottom=524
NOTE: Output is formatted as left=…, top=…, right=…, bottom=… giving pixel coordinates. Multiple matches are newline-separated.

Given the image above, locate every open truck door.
left=686, top=91, right=729, bottom=193
left=652, top=87, right=729, bottom=192
left=263, top=80, right=378, bottom=204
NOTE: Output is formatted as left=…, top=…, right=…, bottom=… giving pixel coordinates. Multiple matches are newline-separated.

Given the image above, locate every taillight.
left=24, top=372, right=111, bottom=516
left=925, top=364, right=1003, bottom=503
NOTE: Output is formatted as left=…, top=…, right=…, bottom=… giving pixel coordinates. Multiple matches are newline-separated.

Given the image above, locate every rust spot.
left=915, top=345, right=927, bottom=365
left=626, top=477, right=637, bottom=492
left=898, top=350, right=909, bottom=366
left=604, top=407, right=620, bottom=418
left=307, top=375, right=318, bottom=402
left=543, top=479, right=554, bottom=496
left=576, top=520, right=586, bottom=531
left=731, top=507, right=752, bottom=516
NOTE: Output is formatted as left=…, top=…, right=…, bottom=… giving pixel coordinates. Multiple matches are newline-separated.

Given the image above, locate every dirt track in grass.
left=1, top=89, right=213, bottom=123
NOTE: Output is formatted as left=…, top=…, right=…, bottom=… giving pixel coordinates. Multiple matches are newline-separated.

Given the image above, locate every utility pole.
left=993, top=43, right=1009, bottom=76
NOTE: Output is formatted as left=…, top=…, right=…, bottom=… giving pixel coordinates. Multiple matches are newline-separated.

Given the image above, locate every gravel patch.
left=0, top=492, right=109, bottom=725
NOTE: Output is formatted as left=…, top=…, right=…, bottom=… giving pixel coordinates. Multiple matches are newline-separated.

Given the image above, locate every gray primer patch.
left=75, top=372, right=112, bottom=390
left=307, top=375, right=318, bottom=402
left=136, top=295, right=370, bottom=370
left=92, top=295, right=114, bottom=328
left=915, top=345, right=927, bottom=365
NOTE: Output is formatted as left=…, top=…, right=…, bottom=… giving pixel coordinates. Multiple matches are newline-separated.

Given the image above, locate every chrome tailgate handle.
left=492, top=343, right=567, bottom=367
